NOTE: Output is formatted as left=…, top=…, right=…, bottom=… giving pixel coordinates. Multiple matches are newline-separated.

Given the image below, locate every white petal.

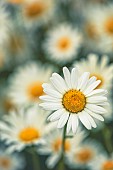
left=43, top=88, right=62, bottom=98
left=47, top=109, right=65, bottom=121
left=77, top=72, right=90, bottom=91
left=86, top=89, right=107, bottom=97
left=78, top=111, right=92, bottom=130
left=50, top=77, right=65, bottom=93
left=86, top=104, right=106, bottom=114
left=52, top=73, right=67, bottom=90
left=57, top=112, right=69, bottom=128
left=39, top=103, right=62, bottom=110
left=83, top=111, right=97, bottom=128
left=71, top=114, right=79, bottom=133
left=63, top=67, right=71, bottom=89
left=40, top=95, right=61, bottom=102
left=85, top=108, right=104, bottom=121
left=83, top=80, right=101, bottom=95
left=87, top=96, right=107, bottom=104
left=67, top=115, right=72, bottom=133
left=46, top=154, right=60, bottom=169
left=86, top=76, right=97, bottom=87
left=71, top=68, right=78, bottom=88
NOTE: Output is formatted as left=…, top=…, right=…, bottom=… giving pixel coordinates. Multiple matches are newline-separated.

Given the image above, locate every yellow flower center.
left=3, top=99, right=16, bottom=113
left=52, top=138, right=70, bottom=152
left=27, top=81, right=43, bottom=100
left=0, top=158, right=11, bottom=168
left=85, top=22, right=98, bottom=39
left=62, top=90, right=86, bottom=113
left=90, top=73, right=103, bottom=88
left=76, top=148, right=93, bottom=163
left=57, top=37, right=71, bottom=51
left=19, top=127, right=40, bottom=142
left=104, top=17, right=113, bottom=35
left=102, top=161, right=113, bottom=170
left=8, top=0, right=24, bottom=4
left=25, top=2, right=47, bottom=19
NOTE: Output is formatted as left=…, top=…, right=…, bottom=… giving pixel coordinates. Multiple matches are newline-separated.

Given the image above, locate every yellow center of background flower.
left=52, top=138, right=70, bottom=152
left=27, top=81, right=43, bottom=100
left=25, top=2, right=46, bottom=18
left=102, top=161, right=113, bottom=170
left=104, top=17, right=113, bottom=35
left=19, top=127, right=40, bottom=142
left=0, top=158, right=11, bottom=168
left=57, top=37, right=71, bottom=51
left=62, top=90, right=86, bottom=113
left=85, top=22, right=98, bottom=39
left=76, top=149, right=93, bottom=163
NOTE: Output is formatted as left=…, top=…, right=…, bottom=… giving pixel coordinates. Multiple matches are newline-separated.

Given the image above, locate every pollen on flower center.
left=0, top=158, right=11, bottom=168
left=57, top=37, right=71, bottom=51
left=104, top=17, right=113, bottom=35
left=27, top=81, right=43, bottom=99
left=19, top=127, right=40, bottom=142
left=62, top=90, right=86, bottom=113
left=25, top=2, right=46, bottom=18
left=102, top=161, right=113, bottom=170
left=76, top=149, right=93, bottom=163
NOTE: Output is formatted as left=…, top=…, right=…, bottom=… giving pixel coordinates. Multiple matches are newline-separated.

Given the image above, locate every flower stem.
left=28, top=147, right=41, bottom=170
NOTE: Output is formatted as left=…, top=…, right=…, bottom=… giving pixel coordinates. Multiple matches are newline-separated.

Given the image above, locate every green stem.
left=102, top=125, right=113, bottom=154
left=28, top=147, right=41, bottom=170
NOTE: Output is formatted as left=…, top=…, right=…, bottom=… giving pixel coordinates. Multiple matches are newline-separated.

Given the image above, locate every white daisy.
left=74, top=54, right=113, bottom=90
left=0, top=2, right=12, bottom=46
left=38, top=128, right=87, bottom=169
left=44, top=24, right=82, bottom=63
left=0, top=106, right=48, bottom=152
left=39, top=67, right=108, bottom=133
left=21, top=0, right=55, bottom=27
left=66, top=140, right=102, bottom=169
left=8, top=62, right=53, bottom=106
left=0, top=149, right=25, bottom=170
left=89, top=152, right=113, bottom=170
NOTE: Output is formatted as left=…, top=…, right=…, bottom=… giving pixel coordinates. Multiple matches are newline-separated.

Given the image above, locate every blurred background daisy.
left=0, top=0, right=113, bottom=170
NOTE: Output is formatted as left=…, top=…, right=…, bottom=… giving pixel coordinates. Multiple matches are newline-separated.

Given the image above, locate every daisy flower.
left=21, top=0, right=55, bottom=27
left=89, top=152, right=113, bottom=170
left=0, top=2, right=12, bottom=46
left=39, top=67, right=108, bottom=133
left=8, top=62, right=53, bottom=106
left=74, top=54, right=113, bottom=90
left=38, top=128, right=87, bottom=169
left=44, top=24, right=82, bottom=64
left=0, top=106, right=48, bottom=153
left=66, top=140, right=102, bottom=169
left=0, top=149, right=25, bottom=170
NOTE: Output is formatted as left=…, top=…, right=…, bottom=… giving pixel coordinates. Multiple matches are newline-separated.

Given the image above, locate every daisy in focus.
left=0, top=149, right=24, bottom=170
left=0, top=106, right=48, bottom=152
left=40, top=67, right=108, bottom=133
left=74, top=54, right=113, bottom=90
left=8, top=62, right=53, bottom=106
left=44, top=24, right=82, bottom=64
left=22, top=0, right=55, bottom=27
left=89, top=152, right=113, bottom=170
left=0, top=2, right=12, bottom=46
left=66, top=140, right=102, bottom=169
left=38, top=128, right=87, bottom=169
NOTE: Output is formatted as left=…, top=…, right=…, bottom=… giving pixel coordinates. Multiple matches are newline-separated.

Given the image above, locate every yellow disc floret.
left=19, top=127, right=40, bottom=142
left=62, top=90, right=86, bottom=113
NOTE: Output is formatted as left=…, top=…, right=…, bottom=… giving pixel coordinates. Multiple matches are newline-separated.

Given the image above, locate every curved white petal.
left=78, top=111, right=92, bottom=130
left=71, top=68, right=78, bottom=89
left=57, top=112, right=69, bottom=128
left=63, top=67, right=71, bottom=89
